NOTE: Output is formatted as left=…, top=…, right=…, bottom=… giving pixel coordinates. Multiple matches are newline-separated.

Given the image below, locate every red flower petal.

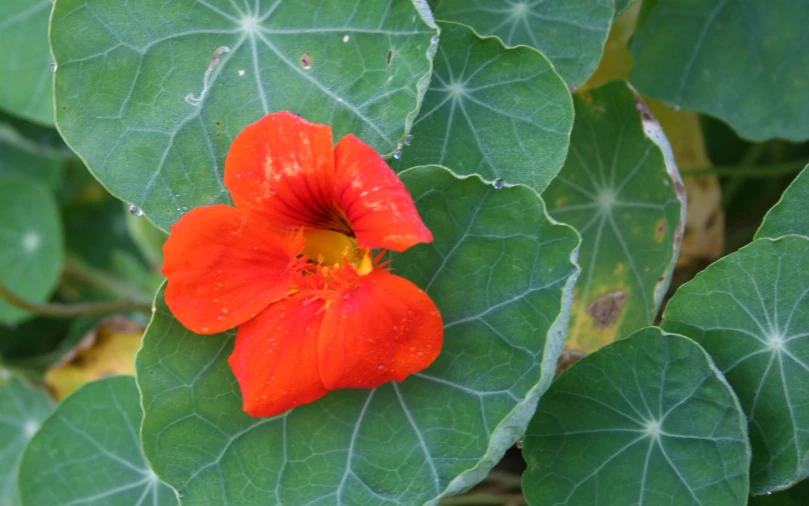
left=318, top=270, right=443, bottom=389
left=229, top=295, right=328, bottom=417
left=163, top=205, right=304, bottom=335
left=334, top=134, right=433, bottom=251
left=224, top=112, right=350, bottom=234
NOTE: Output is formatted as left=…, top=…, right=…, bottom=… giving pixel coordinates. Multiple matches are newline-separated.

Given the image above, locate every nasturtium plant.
left=429, top=0, right=614, bottom=86
left=50, top=0, right=439, bottom=232
left=630, top=0, right=809, bottom=142
left=543, top=80, right=684, bottom=353
left=663, top=236, right=809, bottom=494
left=137, top=166, right=580, bottom=505
left=394, top=21, right=573, bottom=192
left=18, top=376, right=177, bottom=506
left=2, top=0, right=809, bottom=504
left=523, top=327, right=751, bottom=506
left=0, top=174, right=64, bottom=324
left=0, top=0, right=54, bottom=125
left=0, top=371, right=53, bottom=506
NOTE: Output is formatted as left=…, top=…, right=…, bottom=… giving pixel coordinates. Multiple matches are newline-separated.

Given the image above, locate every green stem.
left=62, top=256, right=151, bottom=303
left=680, top=161, right=807, bottom=178
left=0, top=278, right=151, bottom=318
left=439, top=493, right=526, bottom=506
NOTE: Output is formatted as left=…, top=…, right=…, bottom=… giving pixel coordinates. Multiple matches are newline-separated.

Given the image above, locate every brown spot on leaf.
left=556, top=350, right=586, bottom=377
left=613, top=263, right=624, bottom=274
left=386, top=49, right=395, bottom=67
left=587, top=291, right=627, bottom=329
left=300, top=53, right=312, bottom=69
left=655, top=219, right=667, bottom=241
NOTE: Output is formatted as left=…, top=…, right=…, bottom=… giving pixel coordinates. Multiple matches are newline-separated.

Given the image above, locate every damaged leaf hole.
left=301, top=53, right=313, bottom=70
left=587, top=291, right=627, bottom=329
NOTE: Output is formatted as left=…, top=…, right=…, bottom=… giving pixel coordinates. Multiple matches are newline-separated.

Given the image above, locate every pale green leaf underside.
left=663, top=236, right=809, bottom=494
left=0, top=174, right=64, bottom=324
left=17, top=376, right=176, bottom=506
left=0, top=373, right=53, bottom=506
left=0, top=0, right=53, bottom=125
left=51, top=0, right=437, bottom=232
left=137, top=165, right=580, bottom=505
left=630, top=0, right=809, bottom=142
left=755, top=164, right=809, bottom=240
left=542, top=80, right=683, bottom=352
left=428, top=0, right=614, bottom=86
left=393, top=22, right=573, bottom=193
left=523, top=327, right=750, bottom=506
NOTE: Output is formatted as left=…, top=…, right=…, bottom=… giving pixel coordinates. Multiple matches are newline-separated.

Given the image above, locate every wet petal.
left=334, top=134, right=433, bottom=251
left=318, top=270, right=443, bottom=389
left=163, top=204, right=303, bottom=334
left=225, top=111, right=347, bottom=232
left=229, top=294, right=329, bottom=417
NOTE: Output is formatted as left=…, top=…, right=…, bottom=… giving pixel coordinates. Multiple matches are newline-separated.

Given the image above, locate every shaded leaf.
left=0, top=0, right=53, bottom=125
left=630, top=0, right=809, bottom=141
left=542, top=80, right=684, bottom=352
left=18, top=376, right=177, bottom=506
left=137, top=165, right=580, bottom=505
left=51, top=0, right=438, bottom=231
left=0, top=175, right=64, bottom=324
left=522, top=327, right=750, bottom=506
left=429, top=0, right=614, bottom=86
left=394, top=21, right=573, bottom=193
left=662, top=236, right=809, bottom=494
left=755, top=164, right=809, bottom=240
left=0, top=371, right=53, bottom=506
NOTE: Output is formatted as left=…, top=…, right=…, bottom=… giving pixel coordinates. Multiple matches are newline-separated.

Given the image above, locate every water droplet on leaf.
left=493, top=178, right=505, bottom=189
left=392, top=150, right=402, bottom=160
left=404, top=134, right=414, bottom=146
left=128, top=204, right=143, bottom=216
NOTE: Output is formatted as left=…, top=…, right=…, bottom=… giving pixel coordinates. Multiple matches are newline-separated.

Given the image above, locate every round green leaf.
left=755, top=164, right=809, bottom=240
left=0, top=371, right=53, bottom=506
left=18, top=376, right=177, bottom=506
left=429, top=0, right=614, bottom=86
left=137, top=165, right=580, bottom=505
left=662, top=236, right=809, bottom=494
left=51, top=0, right=438, bottom=232
left=393, top=22, right=573, bottom=193
left=629, top=0, right=809, bottom=142
left=0, top=0, right=53, bottom=125
left=523, top=327, right=751, bottom=506
left=0, top=174, right=64, bottom=324
left=542, top=80, right=685, bottom=353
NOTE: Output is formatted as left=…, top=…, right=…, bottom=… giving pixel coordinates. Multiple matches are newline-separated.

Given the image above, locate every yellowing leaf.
left=45, top=317, right=144, bottom=400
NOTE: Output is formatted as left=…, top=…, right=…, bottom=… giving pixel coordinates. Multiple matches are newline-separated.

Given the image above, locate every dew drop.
left=342, top=34, right=350, bottom=43
left=404, top=134, right=414, bottom=146
left=49, top=62, right=57, bottom=73
left=221, top=308, right=229, bottom=314
left=493, top=178, right=505, bottom=190
left=128, top=204, right=144, bottom=216
left=516, top=439, right=524, bottom=449
left=201, top=326, right=210, bottom=333
left=392, top=150, right=402, bottom=160
left=378, top=364, right=386, bottom=370
left=430, top=36, right=440, bottom=46
left=217, top=315, right=225, bottom=321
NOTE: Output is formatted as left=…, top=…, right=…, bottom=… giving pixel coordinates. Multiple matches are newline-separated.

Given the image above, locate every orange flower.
left=162, top=112, right=443, bottom=417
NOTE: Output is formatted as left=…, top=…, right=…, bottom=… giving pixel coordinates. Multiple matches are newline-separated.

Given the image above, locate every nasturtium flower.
left=163, top=112, right=443, bottom=417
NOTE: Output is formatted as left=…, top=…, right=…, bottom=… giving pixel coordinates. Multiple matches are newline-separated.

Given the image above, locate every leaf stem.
left=439, top=493, right=526, bottom=506
left=680, top=161, right=806, bottom=178
left=0, top=278, right=152, bottom=318
left=62, top=257, right=151, bottom=302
